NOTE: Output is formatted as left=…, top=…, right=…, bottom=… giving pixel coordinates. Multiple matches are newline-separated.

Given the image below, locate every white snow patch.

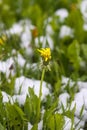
left=71, top=91, right=87, bottom=121
left=59, top=25, right=74, bottom=38
left=16, top=53, right=26, bottom=67
left=64, top=116, right=73, bottom=130
left=1, top=91, right=12, bottom=103
left=46, top=25, right=54, bottom=36
left=8, top=23, right=23, bottom=35
left=38, top=120, right=43, bottom=130
left=28, top=122, right=33, bottom=130
left=80, top=0, right=87, bottom=21
left=0, top=57, right=15, bottom=78
left=83, top=23, right=87, bottom=30
left=6, top=19, right=33, bottom=56
left=59, top=92, right=70, bottom=109
left=15, top=76, right=50, bottom=100
left=61, top=76, right=75, bottom=89
left=55, top=8, right=69, bottom=22
left=74, top=117, right=85, bottom=130
left=35, top=35, right=53, bottom=50
left=12, top=94, right=26, bottom=106
left=77, top=81, right=87, bottom=91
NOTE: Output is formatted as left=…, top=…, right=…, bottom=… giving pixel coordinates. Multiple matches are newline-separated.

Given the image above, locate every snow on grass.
left=74, top=116, right=85, bottom=130
left=14, top=76, right=51, bottom=101
left=63, top=116, right=73, bottom=130
left=0, top=57, right=15, bottom=78
left=59, top=25, right=74, bottom=38
left=0, top=7, right=87, bottom=128
left=59, top=92, right=70, bottom=110
left=1, top=59, right=87, bottom=129
left=35, top=35, right=54, bottom=50
left=1, top=75, right=51, bottom=105
left=1, top=91, right=11, bottom=103
left=55, top=8, right=69, bottom=22
left=80, top=0, right=87, bottom=21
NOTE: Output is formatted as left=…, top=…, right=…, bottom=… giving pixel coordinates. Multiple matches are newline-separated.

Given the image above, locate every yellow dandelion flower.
left=0, top=39, right=3, bottom=45
left=2, top=35, right=7, bottom=41
left=37, top=48, right=51, bottom=62
left=0, top=35, right=7, bottom=45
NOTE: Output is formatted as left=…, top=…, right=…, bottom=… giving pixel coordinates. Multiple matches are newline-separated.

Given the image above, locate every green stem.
left=37, top=68, right=45, bottom=122
left=39, top=68, right=45, bottom=99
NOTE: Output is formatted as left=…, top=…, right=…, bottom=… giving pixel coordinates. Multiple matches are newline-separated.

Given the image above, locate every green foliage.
left=0, top=91, right=6, bottom=127
left=43, top=110, right=64, bottom=130
left=0, top=91, right=28, bottom=130
left=66, top=8, right=84, bottom=43
left=0, top=0, right=86, bottom=129
left=67, top=40, right=81, bottom=71
left=24, top=87, right=39, bottom=124
left=31, top=124, right=38, bottom=130
left=5, top=103, right=27, bottom=129
left=0, top=123, right=5, bottom=130
left=54, top=78, right=62, bottom=97
left=0, top=73, right=15, bottom=95
left=43, top=99, right=64, bottom=130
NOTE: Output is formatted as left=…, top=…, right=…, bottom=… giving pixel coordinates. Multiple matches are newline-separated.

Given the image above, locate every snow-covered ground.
left=0, top=1, right=87, bottom=129
left=1, top=60, right=87, bottom=130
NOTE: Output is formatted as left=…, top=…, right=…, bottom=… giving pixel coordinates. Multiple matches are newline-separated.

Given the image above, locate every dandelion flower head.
left=37, top=48, right=51, bottom=62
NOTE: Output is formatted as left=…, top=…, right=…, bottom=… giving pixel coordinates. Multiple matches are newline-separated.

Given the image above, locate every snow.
left=28, top=122, right=33, bottom=130
left=59, top=25, right=74, bottom=38
left=1, top=91, right=11, bottom=103
left=0, top=53, right=26, bottom=78
left=75, top=89, right=87, bottom=110
left=38, top=120, right=43, bottom=130
left=35, top=35, right=54, bottom=50
left=83, top=23, right=87, bottom=30
left=80, top=0, right=87, bottom=21
left=8, top=23, right=23, bottom=35
left=77, top=81, right=87, bottom=90
left=12, top=94, right=27, bottom=105
left=14, top=76, right=50, bottom=101
left=61, top=76, right=75, bottom=89
left=74, top=117, right=85, bottom=130
left=1, top=75, right=51, bottom=105
left=6, top=20, right=33, bottom=56
left=55, top=8, right=69, bottom=22
left=15, top=53, right=26, bottom=67
left=0, top=57, right=15, bottom=78
left=46, top=25, right=53, bottom=36
left=0, top=4, right=87, bottom=129
left=60, top=76, right=87, bottom=129
left=1, top=56, right=87, bottom=129
left=64, top=116, right=73, bottom=130
left=59, top=92, right=70, bottom=109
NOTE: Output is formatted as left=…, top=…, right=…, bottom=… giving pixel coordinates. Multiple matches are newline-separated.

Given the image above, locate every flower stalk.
left=36, top=48, right=51, bottom=122
left=37, top=68, right=45, bottom=122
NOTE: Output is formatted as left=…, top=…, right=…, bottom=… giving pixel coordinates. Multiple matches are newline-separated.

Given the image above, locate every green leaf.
left=67, top=40, right=81, bottom=70
left=54, top=114, right=65, bottom=130
left=79, top=105, right=84, bottom=118
left=54, top=78, right=62, bottom=96
left=64, top=104, right=76, bottom=121
left=5, top=103, right=27, bottom=128
left=14, top=104, right=27, bottom=122
left=43, top=113, right=64, bottom=130
left=0, top=123, right=5, bottom=130
left=31, top=124, right=38, bottom=130
left=24, top=87, right=39, bottom=124
left=81, top=44, right=87, bottom=59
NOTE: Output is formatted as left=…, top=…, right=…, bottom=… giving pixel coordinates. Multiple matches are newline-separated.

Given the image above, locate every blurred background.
left=0, top=0, right=87, bottom=85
